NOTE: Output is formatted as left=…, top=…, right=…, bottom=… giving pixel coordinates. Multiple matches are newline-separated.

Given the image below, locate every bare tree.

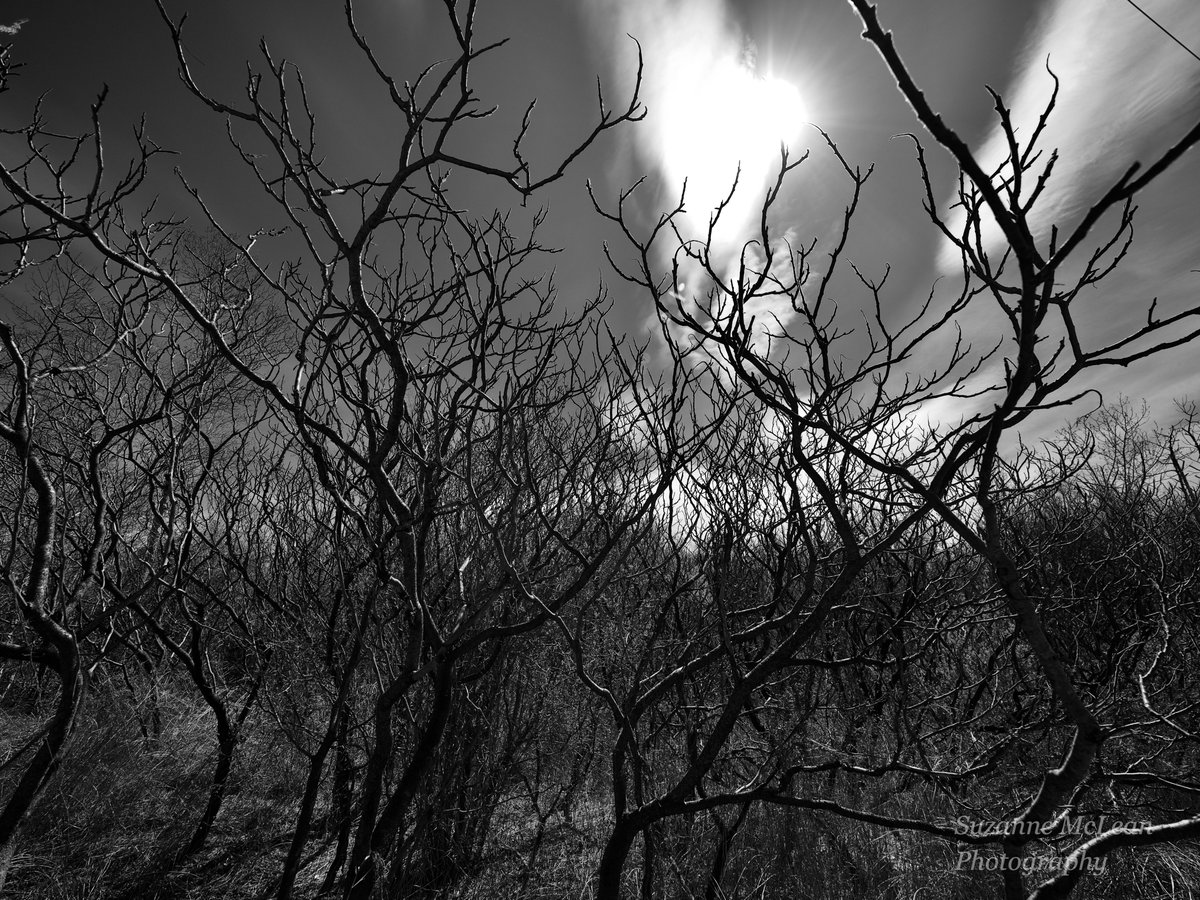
left=0, top=1, right=669, bottom=895
left=3, top=2, right=1200, bottom=898
left=575, top=3, right=1200, bottom=897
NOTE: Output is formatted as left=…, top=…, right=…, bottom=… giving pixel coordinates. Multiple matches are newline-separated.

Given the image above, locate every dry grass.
left=7, top=690, right=1200, bottom=900
left=4, top=680, right=301, bottom=900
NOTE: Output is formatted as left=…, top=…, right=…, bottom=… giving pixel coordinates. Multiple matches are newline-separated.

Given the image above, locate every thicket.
left=3, top=2, right=1200, bottom=898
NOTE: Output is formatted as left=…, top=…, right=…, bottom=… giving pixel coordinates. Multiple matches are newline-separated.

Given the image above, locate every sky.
left=2, top=0, right=1199, bottom=436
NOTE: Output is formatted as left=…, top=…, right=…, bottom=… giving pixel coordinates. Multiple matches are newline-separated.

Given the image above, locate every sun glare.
left=657, top=54, right=807, bottom=226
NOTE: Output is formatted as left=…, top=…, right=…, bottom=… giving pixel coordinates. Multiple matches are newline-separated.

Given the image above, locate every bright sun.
left=656, top=54, right=807, bottom=226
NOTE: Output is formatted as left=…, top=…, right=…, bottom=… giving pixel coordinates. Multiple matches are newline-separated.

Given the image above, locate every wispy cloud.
left=583, top=0, right=802, bottom=243
left=580, top=0, right=807, bottom=373
left=942, top=0, right=1200, bottom=269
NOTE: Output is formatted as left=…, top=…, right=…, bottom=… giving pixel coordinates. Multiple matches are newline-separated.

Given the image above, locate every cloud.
left=579, top=0, right=808, bottom=372
left=941, top=0, right=1200, bottom=270
left=582, top=0, right=805, bottom=244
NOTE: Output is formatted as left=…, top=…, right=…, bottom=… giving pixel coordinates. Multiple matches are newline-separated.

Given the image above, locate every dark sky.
left=3, top=0, right=1199, bottom=432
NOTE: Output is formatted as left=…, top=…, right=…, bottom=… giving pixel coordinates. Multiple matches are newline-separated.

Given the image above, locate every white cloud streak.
left=942, top=0, right=1200, bottom=269
left=579, top=0, right=808, bottom=375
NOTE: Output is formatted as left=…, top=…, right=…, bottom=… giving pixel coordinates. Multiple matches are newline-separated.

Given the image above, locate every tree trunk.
left=0, top=440, right=84, bottom=893
left=179, top=699, right=236, bottom=861
left=596, top=818, right=642, bottom=900
left=0, top=647, right=85, bottom=893
left=319, top=706, right=355, bottom=895
left=277, top=724, right=336, bottom=900
left=705, top=802, right=750, bottom=900
left=345, top=661, right=455, bottom=900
